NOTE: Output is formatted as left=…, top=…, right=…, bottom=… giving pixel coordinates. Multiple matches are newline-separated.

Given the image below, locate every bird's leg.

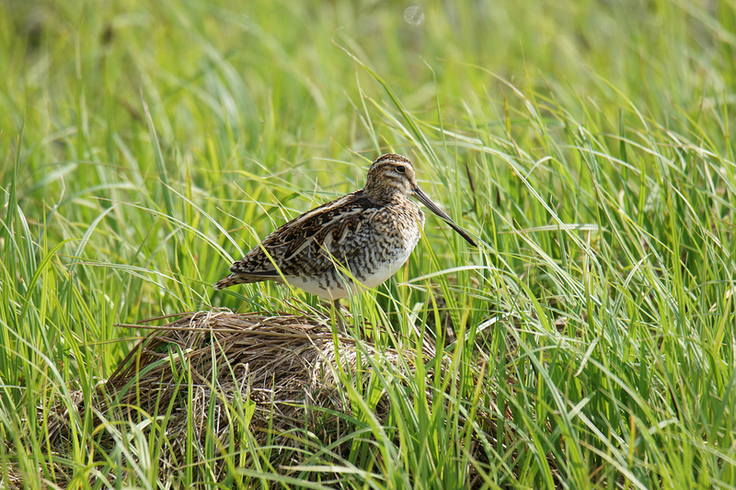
left=332, top=299, right=346, bottom=333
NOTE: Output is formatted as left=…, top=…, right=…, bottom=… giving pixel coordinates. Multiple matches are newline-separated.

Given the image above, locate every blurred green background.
left=2, top=0, right=735, bottom=488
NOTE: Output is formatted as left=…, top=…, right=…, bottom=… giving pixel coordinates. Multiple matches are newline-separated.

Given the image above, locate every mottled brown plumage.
left=214, top=153, right=475, bottom=301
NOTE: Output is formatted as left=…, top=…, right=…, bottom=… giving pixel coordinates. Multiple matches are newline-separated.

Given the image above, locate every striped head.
left=363, top=153, right=477, bottom=247
left=363, top=153, right=416, bottom=201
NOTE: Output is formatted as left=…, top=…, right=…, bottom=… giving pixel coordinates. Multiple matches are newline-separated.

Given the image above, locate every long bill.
left=413, top=187, right=477, bottom=247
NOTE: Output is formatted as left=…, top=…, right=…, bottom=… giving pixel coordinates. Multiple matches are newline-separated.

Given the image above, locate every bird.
left=214, top=153, right=476, bottom=328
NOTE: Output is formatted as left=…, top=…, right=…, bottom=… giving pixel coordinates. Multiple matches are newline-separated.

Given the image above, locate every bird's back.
left=214, top=189, right=423, bottom=298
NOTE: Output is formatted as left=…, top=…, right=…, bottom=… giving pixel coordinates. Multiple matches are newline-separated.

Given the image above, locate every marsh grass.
left=2, top=0, right=736, bottom=488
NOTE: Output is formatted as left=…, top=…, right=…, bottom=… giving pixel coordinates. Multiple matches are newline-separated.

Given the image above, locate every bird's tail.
left=213, top=273, right=263, bottom=290
left=213, top=274, right=240, bottom=290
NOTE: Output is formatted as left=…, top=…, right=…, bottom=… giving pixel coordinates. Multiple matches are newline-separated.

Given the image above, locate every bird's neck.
left=362, top=186, right=408, bottom=205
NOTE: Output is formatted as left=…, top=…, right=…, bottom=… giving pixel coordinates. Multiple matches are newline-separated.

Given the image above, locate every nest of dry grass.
left=46, top=310, right=441, bottom=484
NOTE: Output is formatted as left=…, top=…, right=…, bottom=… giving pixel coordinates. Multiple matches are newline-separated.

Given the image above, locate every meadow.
left=1, top=0, right=735, bottom=488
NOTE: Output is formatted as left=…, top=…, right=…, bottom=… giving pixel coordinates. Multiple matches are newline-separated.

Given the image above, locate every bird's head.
left=364, top=153, right=477, bottom=247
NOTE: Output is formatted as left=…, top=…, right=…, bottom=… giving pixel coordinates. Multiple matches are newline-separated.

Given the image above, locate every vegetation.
left=1, top=0, right=735, bottom=487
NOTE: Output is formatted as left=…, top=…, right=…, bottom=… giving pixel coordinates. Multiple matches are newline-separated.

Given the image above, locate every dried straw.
left=46, top=310, right=438, bottom=483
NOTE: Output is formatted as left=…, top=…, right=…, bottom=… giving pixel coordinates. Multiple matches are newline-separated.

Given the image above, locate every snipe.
left=215, top=153, right=476, bottom=326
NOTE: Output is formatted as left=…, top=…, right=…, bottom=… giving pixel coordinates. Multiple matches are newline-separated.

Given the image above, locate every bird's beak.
left=413, top=187, right=477, bottom=247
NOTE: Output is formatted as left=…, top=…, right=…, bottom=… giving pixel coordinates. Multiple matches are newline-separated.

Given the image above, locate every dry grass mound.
left=46, top=310, right=440, bottom=484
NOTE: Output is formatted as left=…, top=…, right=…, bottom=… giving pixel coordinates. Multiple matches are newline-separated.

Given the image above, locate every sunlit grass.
left=2, top=0, right=735, bottom=488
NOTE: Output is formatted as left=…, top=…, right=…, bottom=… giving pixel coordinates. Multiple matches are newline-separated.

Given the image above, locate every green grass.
left=2, top=0, right=736, bottom=487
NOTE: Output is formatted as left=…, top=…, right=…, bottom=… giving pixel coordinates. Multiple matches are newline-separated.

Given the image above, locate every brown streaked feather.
left=214, top=191, right=385, bottom=289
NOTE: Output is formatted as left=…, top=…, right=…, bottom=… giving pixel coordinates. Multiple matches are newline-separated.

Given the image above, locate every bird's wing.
left=229, top=191, right=382, bottom=277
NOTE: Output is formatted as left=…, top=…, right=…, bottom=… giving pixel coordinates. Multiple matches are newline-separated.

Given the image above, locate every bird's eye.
left=396, top=166, right=405, bottom=173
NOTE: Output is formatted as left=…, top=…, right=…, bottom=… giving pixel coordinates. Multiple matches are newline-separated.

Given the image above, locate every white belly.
left=359, top=247, right=412, bottom=289
left=285, top=275, right=352, bottom=300
left=284, top=243, right=415, bottom=300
